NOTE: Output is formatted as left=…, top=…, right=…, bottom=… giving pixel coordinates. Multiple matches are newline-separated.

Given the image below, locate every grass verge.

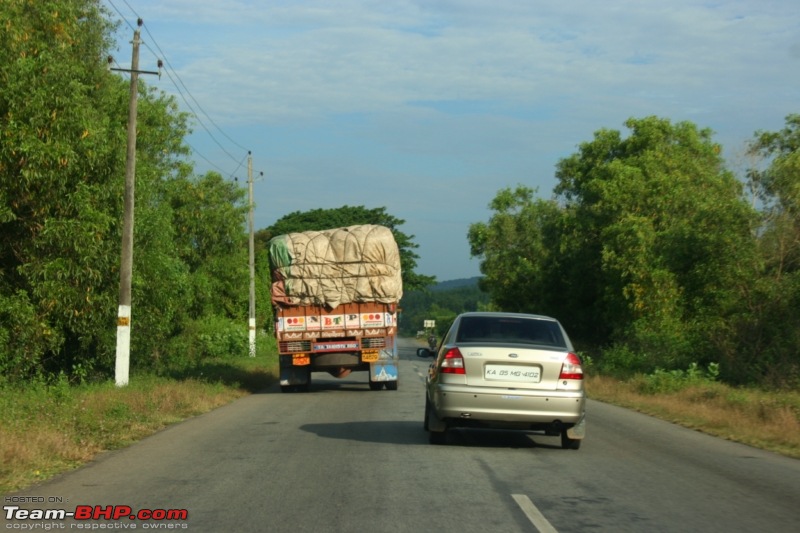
left=586, top=374, right=800, bottom=459
left=0, top=351, right=278, bottom=494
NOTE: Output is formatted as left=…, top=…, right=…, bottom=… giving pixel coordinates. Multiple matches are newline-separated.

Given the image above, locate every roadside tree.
left=554, top=117, right=757, bottom=372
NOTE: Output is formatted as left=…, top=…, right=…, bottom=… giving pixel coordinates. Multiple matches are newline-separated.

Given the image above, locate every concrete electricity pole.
left=111, top=19, right=161, bottom=386
left=248, top=153, right=256, bottom=357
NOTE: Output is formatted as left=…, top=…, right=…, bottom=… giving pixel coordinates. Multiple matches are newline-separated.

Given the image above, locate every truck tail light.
left=440, top=347, right=465, bottom=374
left=559, top=352, right=584, bottom=380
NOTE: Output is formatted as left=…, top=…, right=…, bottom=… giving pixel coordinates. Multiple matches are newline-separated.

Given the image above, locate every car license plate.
left=293, top=355, right=310, bottom=366
left=484, top=364, right=541, bottom=383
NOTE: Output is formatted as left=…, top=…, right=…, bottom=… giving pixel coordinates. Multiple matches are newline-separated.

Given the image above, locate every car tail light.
left=559, top=352, right=583, bottom=380
left=440, top=347, right=465, bottom=374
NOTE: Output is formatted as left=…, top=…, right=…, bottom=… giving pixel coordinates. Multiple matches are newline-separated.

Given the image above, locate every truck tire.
left=385, top=380, right=398, bottom=391
left=369, top=380, right=384, bottom=391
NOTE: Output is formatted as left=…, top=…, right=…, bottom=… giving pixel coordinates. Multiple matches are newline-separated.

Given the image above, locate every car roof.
left=456, top=311, right=559, bottom=322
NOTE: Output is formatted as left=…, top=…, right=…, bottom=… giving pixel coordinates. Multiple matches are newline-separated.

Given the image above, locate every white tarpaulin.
left=269, top=225, right=403, bottom=309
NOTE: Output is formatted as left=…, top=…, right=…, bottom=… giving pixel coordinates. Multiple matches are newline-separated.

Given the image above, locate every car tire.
left=429, top=428, right=447, bottom=445
left=425, top=397, right=447, bottom=443
left=424, top=396, right=432, bottom=430
left=561, top=430, right=581, bottom=450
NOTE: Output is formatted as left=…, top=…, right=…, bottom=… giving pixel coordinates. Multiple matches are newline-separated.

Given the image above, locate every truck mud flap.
left=370, top=347, right=398, bottom=382
left=369, top=362, right=398, bottom=382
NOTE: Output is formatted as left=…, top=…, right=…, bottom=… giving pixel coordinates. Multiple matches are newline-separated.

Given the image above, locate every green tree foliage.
left=555, top=117, right=757, bottom=370
left=468, top=187, right=565, bottom=314
left=470, top=117, right=759, bottom=380
left=0, top=0, right=124, bottom=379
left=736, top=114, right=800, bottom=386
left=749, top=114, right=800, bottom=274
left=165, top=172, right=249, bottom=319
left=258, top=205, right=435, bottom=291
left=0, top=1, right=256, bottom=382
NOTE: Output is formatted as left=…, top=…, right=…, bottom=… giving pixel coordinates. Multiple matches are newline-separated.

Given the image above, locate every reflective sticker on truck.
left=281, top=317, right=306, bottom=331
left=361, top=313, right=385, bottom=327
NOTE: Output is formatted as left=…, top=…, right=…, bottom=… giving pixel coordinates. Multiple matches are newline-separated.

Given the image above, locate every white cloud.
left=110, top=0, right=800, bottom=279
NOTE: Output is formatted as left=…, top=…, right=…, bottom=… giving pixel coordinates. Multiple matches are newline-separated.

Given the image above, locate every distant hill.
left=431, top=276, right=482, bottom=291
left=399, top=276, right=488, bottom=335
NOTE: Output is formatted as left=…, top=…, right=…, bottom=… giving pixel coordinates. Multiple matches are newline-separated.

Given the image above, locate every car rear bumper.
left=431, top=384, right=585, bottom=426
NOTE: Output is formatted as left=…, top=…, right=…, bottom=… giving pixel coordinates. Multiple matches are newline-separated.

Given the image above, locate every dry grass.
left=586, top=375, right=800, bottom=458
left=0, top=361, right=277, bottom=494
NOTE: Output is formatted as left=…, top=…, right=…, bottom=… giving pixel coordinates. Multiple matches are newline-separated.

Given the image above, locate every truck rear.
left=268, top=225, right=402, bottom=392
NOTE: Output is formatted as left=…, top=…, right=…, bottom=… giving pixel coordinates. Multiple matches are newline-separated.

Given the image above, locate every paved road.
left=3, top=337, right=799, bottom=532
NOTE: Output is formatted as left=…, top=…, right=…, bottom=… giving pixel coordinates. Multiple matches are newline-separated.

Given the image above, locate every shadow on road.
left=299, top=420, right=562, bottom=450
left=259, top=376, right=399, bottom=394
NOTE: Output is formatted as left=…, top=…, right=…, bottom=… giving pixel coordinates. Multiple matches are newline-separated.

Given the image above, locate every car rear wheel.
left=423, top=396, right=432, bottom=430
left=429, top=428, right=448, bottom=445
left=561, top=430, right=581, bottom=450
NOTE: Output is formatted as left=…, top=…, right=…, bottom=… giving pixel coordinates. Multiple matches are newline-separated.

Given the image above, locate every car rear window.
left=455, top=316, right=566, bottom=348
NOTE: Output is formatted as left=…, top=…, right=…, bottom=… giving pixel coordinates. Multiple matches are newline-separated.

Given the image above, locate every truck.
left=268, top=224, right=403, bottom=392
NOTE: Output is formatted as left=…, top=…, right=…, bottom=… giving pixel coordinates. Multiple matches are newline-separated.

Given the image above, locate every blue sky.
left=105, top=0, right=800, bottom=281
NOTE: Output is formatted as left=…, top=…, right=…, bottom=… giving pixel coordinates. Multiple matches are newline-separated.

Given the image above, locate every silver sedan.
left=419, top=311, right=586, bottom=449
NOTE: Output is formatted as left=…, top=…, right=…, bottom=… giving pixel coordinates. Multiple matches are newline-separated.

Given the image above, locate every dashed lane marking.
left=512, top=494, right=558, bottom=533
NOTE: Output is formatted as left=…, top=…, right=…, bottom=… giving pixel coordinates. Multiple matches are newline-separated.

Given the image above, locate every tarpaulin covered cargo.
left=268, top=224, right=403, bottom=309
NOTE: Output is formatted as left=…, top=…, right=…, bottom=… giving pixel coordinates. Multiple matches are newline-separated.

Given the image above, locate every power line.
left=106, top=0, right=250, bottom=179
left=140, top=22, right=249, bottom=154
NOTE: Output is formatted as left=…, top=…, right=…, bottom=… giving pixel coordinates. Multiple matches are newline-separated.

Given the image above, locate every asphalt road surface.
left=3, top=337, right=799, bottom=532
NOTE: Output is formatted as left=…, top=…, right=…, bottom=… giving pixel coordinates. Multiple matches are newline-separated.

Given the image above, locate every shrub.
left=637, top=362, right=720, bottom=394
left=157, top=316, right=249, bottom=372
left=0, top=291, right=62, bottom=383
left=597, top=344, right=651, bottom=376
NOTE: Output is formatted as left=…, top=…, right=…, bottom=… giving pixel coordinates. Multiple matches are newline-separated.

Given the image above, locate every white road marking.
left=512, top=494, right=559, bottom=533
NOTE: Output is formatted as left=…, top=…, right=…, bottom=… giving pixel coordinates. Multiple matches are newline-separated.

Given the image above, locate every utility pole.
left=111, top=19, right=161, bottom=386
left=247, top=153, right=257, bottom=357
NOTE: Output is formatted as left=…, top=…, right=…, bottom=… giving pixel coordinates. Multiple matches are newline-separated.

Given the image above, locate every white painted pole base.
left=115, top=305, right=131, bottom=386
left=249, top=318, right=256, bottom=357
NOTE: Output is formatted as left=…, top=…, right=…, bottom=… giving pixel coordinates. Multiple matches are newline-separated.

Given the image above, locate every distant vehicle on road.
left=418, top=311, right=585, bottom=448
left=269, top=225, right=402, bottom=392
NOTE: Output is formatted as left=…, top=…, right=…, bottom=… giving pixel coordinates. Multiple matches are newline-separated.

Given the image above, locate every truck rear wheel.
left=385, top=380, right=398, bottom=391
left=368, top=380, right=384, bottom=391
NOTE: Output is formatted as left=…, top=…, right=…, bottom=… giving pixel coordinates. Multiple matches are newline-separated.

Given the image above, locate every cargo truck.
left=268, top=225, right=403, bottom=392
